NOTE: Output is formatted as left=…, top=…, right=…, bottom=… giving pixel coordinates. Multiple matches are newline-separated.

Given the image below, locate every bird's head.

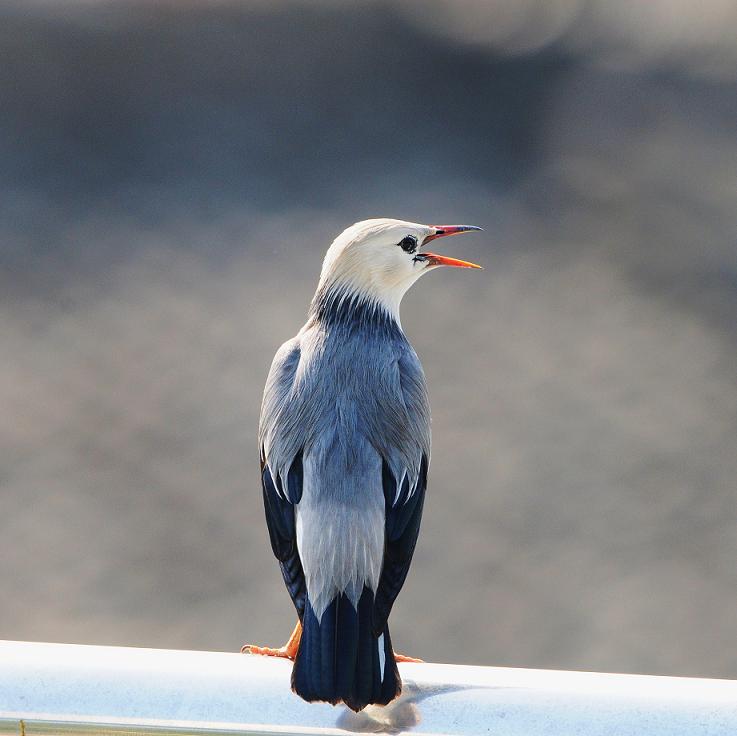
left=315, top=218, right=482, bottom=320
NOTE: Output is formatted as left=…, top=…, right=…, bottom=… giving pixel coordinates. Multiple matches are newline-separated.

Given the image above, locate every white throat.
left=315, top=265, right=419, bottom=325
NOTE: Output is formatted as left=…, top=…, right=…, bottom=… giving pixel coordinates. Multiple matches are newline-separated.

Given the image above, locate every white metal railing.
left=1, top=640, right=737, bottom=735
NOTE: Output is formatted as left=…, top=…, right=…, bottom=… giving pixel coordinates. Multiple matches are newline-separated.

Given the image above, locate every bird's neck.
left=308, top=282, right=403, bottom=335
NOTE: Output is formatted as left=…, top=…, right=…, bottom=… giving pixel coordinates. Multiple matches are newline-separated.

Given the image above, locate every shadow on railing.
left=336, top=683, right=487, bottom=733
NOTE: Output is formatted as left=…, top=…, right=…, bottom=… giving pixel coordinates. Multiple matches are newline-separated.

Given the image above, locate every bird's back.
left=260, top=303, right=430, bottom=504
left=258, top=303, right=430, bottom=711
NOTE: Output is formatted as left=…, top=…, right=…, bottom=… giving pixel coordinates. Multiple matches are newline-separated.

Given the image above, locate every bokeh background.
left=2, top=0, right=737, bottom=679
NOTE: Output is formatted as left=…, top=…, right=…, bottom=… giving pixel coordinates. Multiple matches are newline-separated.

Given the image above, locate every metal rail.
left=1, top=640, right=736, bottom=735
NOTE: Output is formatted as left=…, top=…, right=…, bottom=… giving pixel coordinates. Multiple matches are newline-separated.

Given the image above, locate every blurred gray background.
left=2, top=0, right=736, bottom=679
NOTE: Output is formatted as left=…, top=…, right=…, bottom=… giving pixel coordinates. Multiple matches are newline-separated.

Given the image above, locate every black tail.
left=291, top=585, right=400, bottom=712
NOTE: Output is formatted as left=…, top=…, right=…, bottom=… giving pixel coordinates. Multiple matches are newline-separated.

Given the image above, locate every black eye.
left=398, top=235, right=417, bottom=254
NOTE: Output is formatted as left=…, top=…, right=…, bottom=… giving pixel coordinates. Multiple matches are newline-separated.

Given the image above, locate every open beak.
left=421, top=225, right=483, bottom=269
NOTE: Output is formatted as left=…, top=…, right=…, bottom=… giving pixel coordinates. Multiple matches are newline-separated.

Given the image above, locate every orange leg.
left=394, top=651, right=423, bottom=663
left=242, top=620, right=421, bottom=663
left=241, top=620, right=302, bottom=660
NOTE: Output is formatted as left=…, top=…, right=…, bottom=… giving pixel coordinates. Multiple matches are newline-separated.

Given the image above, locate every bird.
left=244, top=218, right=482, bottom=712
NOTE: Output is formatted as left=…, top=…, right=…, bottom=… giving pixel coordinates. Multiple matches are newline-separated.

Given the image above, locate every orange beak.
left=421, top=225, right=483, bottom=269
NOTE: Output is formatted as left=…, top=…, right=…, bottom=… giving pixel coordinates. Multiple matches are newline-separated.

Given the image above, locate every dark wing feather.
left=261, top=451, right=307, bottom=620
left=373, top=453, right=428, bottom=635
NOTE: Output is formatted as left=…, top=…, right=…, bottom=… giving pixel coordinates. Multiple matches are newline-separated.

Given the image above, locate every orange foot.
left=394, top=652, right=423, bottom=663
left=241, top=620, right=302, bottom=660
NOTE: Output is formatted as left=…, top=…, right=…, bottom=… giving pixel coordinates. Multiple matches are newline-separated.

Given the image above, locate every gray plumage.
left=259, top=287, right=431, bottom=620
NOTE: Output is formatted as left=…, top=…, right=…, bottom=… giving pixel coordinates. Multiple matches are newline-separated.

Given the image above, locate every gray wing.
left=258, top=338, right=307, bottom=618
left=373, top=347, right=431, bottom=634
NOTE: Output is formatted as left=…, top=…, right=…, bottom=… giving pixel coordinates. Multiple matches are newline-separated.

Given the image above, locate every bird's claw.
left=241, top=643, right=295, bottom=659
left=241, top=623, right=302, bottom=660
left=394, top=652, right=423, bottom=663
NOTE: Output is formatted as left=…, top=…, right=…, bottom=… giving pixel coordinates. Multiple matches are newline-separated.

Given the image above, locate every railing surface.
left=1, top=640, right=736, bottom=736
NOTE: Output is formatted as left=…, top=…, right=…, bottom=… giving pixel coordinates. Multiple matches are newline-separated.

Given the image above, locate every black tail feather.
left=291, top=586, right=400, bottom=712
